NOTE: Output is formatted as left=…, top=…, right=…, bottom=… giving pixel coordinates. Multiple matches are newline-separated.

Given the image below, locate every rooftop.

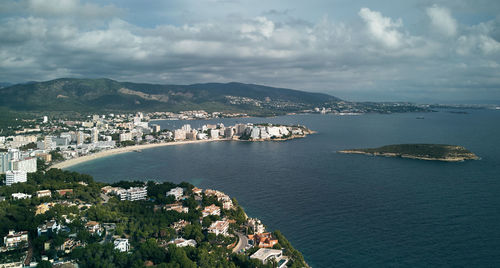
left=250, top=248, right=283, bottom=262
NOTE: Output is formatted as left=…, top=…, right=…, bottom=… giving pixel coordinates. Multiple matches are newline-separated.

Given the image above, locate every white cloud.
left=358, top=8, right=404, bottom=49
left=0, top=1, right=499, bottom=102
left=241, top=16, right=275, bottom=40
left=426, top=5, right=457, bottom=37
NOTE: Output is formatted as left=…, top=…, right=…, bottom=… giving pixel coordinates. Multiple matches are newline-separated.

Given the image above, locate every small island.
left=338, top=144, right=479, bottom=162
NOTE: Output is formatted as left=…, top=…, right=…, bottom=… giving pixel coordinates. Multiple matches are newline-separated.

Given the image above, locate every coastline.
left=338, top=150, right=479, bottom=162
left=51, top=139, right=223, bottom=169
left=51, top=133, right=312, bottom=169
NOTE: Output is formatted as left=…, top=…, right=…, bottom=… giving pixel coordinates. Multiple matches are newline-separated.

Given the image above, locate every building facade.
left=5, top=170, right=27, bottom=186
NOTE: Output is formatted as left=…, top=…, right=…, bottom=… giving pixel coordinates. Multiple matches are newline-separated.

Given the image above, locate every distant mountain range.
left=0, top=78, right=340, bottom=114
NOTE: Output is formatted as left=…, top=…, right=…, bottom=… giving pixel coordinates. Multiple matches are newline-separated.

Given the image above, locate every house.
left=170, top=220, right=190, bottom=233
left=36, top=203, right=54, bottom=215
left=114, top=238, right=130, bottom=252
left=36, top=190, right=52, bottom=198
left=250, top=248, right=285, bottom=265
left=166, top=187, right=183, bottom=200
left=201, top=204, right=220, bottom=217
left=207, top=220, right=230, bottom=236
left=164, top=203, right=189, bottom=213
left=11, top=193, right=31, bottom=200
left=3, top=230, right=28, bottom=248
left=192, top=187, right=202, bottom=195
left=85, top=221, right=102, bottom=235
left=56, top=189, right=73, bottom=196
left=248, top=233, right=278, bottom=248
left=247, top=218, right=266, bottom=234
left=222, top=200, right=233, bottom=210
left=101, top=186, right=124, bottom=195
left=59, top=238, right=82, bottom=254
left=168, top=238, right=197, bottom=247
left=204, top=189, right=233, bottom=209
left=37, top=220, right=61, bottom=236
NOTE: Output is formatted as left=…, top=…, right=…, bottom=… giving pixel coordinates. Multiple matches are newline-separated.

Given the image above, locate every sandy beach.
left=51, top=139, right=224, bottom=169
left=51, top=130, right=312, bottom=169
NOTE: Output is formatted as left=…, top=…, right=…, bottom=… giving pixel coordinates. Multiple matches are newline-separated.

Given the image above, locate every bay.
left=68, top=109, right=500, bottom=267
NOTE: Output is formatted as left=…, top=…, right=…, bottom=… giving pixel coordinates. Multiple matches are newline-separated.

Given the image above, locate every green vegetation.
left=0, top=78, right=339, bottom=115
left=0, top=107, right=35, bottom=136
left=340, top=144, right=479, bottom=161
left=0, top=169, right=303, bottom=267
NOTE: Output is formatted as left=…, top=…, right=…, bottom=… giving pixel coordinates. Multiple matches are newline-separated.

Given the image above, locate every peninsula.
left=338, top=144, right=479, bottom=162
left=0, top=168, right=307, bottom=267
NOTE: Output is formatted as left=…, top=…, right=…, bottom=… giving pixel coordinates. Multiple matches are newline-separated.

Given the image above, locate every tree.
left=37, top=260, right=52, bottom=268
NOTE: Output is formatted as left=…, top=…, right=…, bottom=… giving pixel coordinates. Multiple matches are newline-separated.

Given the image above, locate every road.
left=232, top=231, right=249, bottom=253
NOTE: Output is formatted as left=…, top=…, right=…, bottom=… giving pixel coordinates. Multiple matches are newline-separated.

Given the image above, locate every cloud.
left=0, top=0, right=499, bottom=103
left=426, top=5, right=457, bottom=37
left=0, top=0, right=121, bottom=19
left=358, top=8, right=404, bottom=49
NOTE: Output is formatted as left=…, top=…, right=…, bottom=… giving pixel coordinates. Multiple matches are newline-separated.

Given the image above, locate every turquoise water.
left=69, top=110, right=500, bottom=267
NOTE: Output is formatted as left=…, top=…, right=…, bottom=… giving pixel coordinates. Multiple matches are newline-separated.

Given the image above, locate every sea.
left=68, top=109, right=500, bottom=267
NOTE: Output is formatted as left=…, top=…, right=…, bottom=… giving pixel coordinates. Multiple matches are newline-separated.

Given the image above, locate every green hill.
left=0, top=78, right=340, bottom=114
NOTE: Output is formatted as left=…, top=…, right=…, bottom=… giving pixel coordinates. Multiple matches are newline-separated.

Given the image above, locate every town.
left=0, top=111, right=310, bottom=267
left=0, top=111, right=312, bottom=176
left=0, top=167, right=306, bottom=267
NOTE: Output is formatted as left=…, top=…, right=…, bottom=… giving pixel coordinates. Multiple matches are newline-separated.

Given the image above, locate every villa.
left=250, top=248, right=287, bottom=267
left=248, top=232, right=278, bottom=248
left=202, top=204, right=221, bottom=217
left=208, top=220, right=230, bottom=236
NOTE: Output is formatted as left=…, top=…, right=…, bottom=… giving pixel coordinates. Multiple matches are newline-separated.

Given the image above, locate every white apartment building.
left=119, top=132, right=133, bottom=142
left=76, top=131, right=85, bottom=145
left=3, top=230, right=28, bottom=248
left=174, top=129, right=186, bottom=141
left=210, top=129, right=219, bottom=139
left=91, top=128, right=99, bottom=143
left=5, top=170, right=27, bottom=186
left=12, top=157, right=37, bottom=173
left=120, top=187, right=147, bottom=201
left=208, top=220, right=230, bottom=236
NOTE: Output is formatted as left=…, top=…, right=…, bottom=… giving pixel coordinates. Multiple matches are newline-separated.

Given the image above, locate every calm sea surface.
left=68, top=109, right=500, bottom=267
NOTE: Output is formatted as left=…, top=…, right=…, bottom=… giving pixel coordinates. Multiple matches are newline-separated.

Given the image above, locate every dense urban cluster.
left=0, top=112, right=312, bottom=174
left=0, top=168, right=306, bottom=267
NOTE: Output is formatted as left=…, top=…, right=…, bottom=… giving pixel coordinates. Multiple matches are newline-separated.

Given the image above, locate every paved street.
left=232, top=231, right=249, bottom=253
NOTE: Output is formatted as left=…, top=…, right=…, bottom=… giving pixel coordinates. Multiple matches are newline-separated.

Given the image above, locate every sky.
left=1, top=0, right=500, bottom=103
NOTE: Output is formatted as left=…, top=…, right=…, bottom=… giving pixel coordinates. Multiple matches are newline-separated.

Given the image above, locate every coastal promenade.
left=51, top=139, right=224, bottom=169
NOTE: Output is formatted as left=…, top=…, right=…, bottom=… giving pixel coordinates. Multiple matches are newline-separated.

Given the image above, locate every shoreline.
left=338, top=150, right=479, bottom=162
left=51, top=139, right=224, bottom=169
left=51, top=133, right=311, bottom=169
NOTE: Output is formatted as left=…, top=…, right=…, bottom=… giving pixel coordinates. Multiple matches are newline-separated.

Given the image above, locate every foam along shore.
left=51, top=139, right=222, bottom=169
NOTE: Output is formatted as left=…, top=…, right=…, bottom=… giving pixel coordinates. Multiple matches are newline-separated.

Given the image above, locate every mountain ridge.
left=0, top=78, right=340, bottom=114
